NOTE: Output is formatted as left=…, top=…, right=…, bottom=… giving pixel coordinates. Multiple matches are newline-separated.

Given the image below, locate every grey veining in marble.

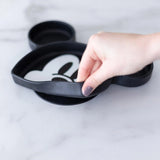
left=0, top=0, right=160, bottom=160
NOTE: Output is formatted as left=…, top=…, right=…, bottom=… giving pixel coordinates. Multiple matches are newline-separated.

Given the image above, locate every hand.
left=77, top=32, right=158, bottom=96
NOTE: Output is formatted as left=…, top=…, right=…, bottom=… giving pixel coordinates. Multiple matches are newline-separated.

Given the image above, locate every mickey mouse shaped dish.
left=11, top=21, right=154, bottom=105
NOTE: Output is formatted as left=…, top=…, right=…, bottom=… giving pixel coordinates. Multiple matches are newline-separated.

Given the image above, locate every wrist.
left=147, top=33, right=160, bottom=61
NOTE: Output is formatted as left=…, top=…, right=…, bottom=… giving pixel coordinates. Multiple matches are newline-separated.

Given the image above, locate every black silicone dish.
left=11, top=21, right=154, bottom=105
left=11, top=42, right=153, bottom=105
left=11, top=42, right=112, bottom=105
left=28, top=21, right=75, bottom=50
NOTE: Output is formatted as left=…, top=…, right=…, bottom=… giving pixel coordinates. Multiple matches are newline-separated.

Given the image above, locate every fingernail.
left=83, top=86, right=93, bottom=97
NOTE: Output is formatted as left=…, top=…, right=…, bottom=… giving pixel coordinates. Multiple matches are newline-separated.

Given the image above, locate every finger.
left=82, top=62, right=115, bottom=96
left=77, top=43, right=95, bottom=82
left=90, top=60, right=102, bottom=74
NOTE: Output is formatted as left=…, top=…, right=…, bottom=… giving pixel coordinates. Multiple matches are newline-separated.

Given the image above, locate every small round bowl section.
left=28, top=21, right=75, bottom=50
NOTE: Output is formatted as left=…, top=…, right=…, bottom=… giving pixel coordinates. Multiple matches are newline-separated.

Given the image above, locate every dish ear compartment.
left=28, top=21, right=76, bottom=50
left=112, top=63, right=153, bottom=87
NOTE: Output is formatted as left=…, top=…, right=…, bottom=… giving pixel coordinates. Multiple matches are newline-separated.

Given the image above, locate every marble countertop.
left=1, top=0, right=160, bottom=159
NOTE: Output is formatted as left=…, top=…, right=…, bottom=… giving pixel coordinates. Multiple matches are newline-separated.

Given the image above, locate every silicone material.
left=36, top=92, right=95, bottom=105
left=11, top=21, right=154, bottom=105
left=11, top=42, right=112, bottom=104
left=11, top=42, right=153, bottom=104
left=28, top=21, right=75, bottom=50
left=112, top=65, right=153, bottom=87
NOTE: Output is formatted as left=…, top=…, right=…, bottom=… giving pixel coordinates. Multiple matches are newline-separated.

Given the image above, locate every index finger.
left=77, top=43, right=95, bottom=82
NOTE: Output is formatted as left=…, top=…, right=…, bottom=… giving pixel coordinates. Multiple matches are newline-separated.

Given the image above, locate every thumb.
left=82, top=63, right=114, bottom=97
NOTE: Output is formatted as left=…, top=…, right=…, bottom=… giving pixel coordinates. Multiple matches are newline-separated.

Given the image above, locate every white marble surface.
left=1, top=0, right=160, bottom=159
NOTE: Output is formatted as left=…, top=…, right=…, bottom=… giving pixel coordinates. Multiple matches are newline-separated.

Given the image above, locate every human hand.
left=77, top=32, right=158, bottom=96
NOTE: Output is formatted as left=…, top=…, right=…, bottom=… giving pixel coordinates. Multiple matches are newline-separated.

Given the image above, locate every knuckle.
left=89, top=34, right=99, bottom=43
left=97, top=31, right=105, bottom=35
left=89, top=32, right=106, bottom=44
left=91, top=76, right=100, bottom=86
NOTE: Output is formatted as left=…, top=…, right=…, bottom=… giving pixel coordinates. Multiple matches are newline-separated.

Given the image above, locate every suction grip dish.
left=11, top=20, right=154, bottom=105
left=11, top=42, right=153, bottom=105
left=11, top=42, right=112, bottom=104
